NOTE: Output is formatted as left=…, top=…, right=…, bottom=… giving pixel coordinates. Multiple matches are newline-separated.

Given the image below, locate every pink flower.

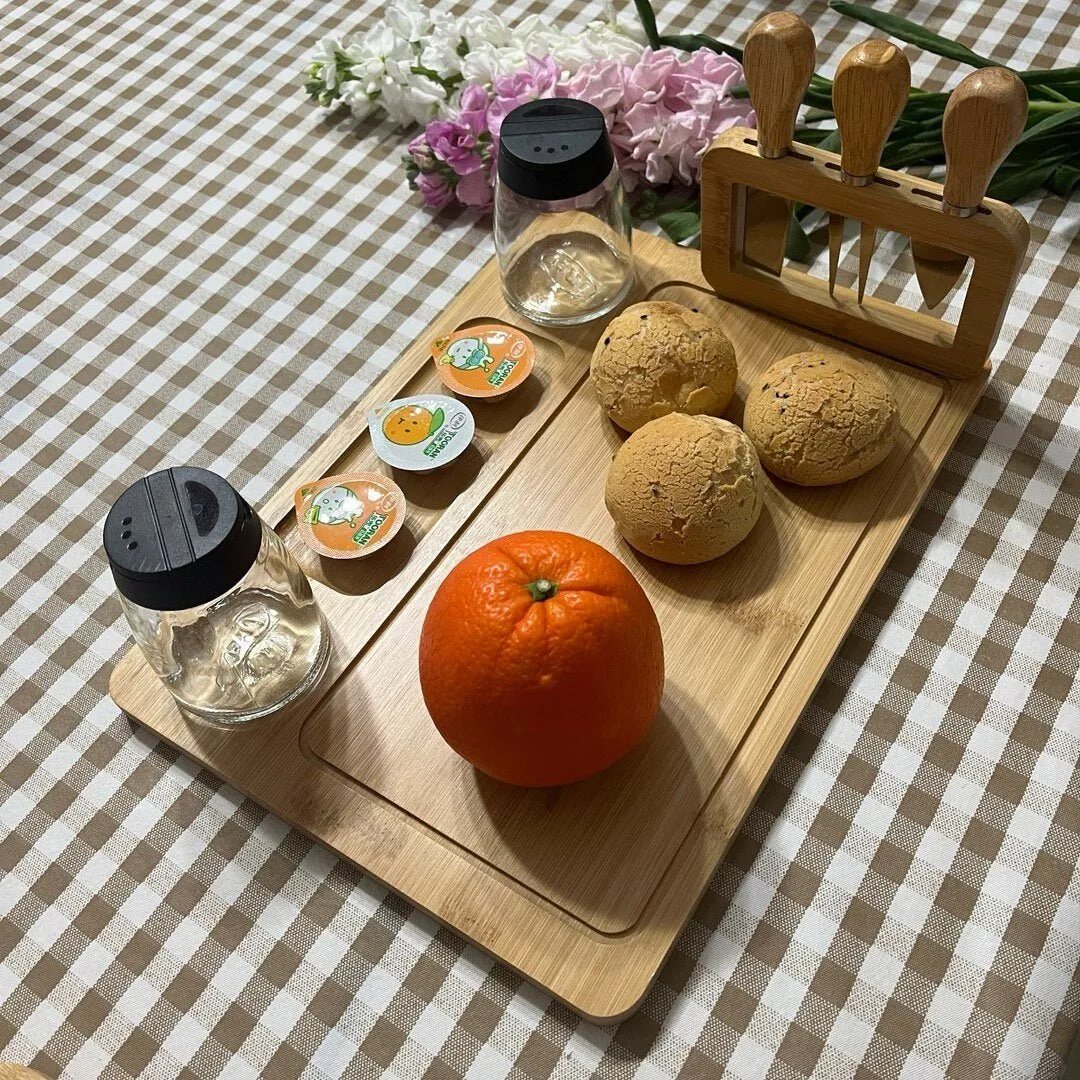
left=455, top=168, right=493, bottom=212
left=425, top=118, right=483, bottom=175
left=415, top=170, right=453, bottom=210
left=666, top=49, right=744, bottom=108
left=487, top=55, right=563, bottom=137
left=559, top=58, right=624, bottom=115
left=402, top=45, right=755, bottom=214
left=458, top=83, right=491, bottom=116
left=561, top=46, right=754, bottom=190
left=416, top=85, right=492, bottom=177
left=623, top=47, right=678, bottom=108
left=407, top=131, right=435, bottom=170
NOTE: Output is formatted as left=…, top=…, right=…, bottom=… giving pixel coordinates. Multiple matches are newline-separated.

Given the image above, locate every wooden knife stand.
left=701, top=126, right=1029, bottom=380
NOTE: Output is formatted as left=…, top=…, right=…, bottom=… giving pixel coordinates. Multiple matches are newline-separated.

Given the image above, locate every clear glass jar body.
left=120, top=522, right=328, bottom=723
left=494, top=162, right=633, bottom=326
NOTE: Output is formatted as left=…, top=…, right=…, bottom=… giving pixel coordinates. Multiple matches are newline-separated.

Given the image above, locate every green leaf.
left=816, top=128, right=842, bottom=154
left=428, top=407, right=445, bottom=436
left=785, top=214, right=812, bottom=263
left=1030, top=83, right=1072, bottom=103
left=1017, top=104, right=1080, bottom=140
left=633, top=0, right=661, bottom=48
left=410, top=64, right=445, bottom=84
left=1020, top=66, right=1080, bottom=90
left=986, top=161, right=1058, bottom=201
left=457, top=36, right=469, bottom=58
left=804, top=88, right=838, bottom=110
left=1049, top=164, right=1080, bottom=196
left=899, top=93, right=949, bottom=118
left=633, top=188, right=661, bottom=219
left=794, top=126, right=836, bottom=147
left=881, top=140, right=945, bottom=168
left=633, top=189, right=698, bottom=221
left=828, top=1, right=997, bottom=69
left=656, top=209, right=702, bottom=244
left=658, top=32, right=742, bottom=62
left=410, top=65, right=463, bottom=98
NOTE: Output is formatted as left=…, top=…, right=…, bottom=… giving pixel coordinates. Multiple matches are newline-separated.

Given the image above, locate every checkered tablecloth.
left=2, top=0, right=1079, bottom=1076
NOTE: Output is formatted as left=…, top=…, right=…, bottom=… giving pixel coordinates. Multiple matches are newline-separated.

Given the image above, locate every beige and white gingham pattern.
left=2, top=0, right=1078, bottom=1076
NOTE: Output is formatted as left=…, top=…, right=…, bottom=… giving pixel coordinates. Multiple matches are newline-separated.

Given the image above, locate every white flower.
left=340, top=81, right=379, bottom=121
left=306, top=1, right=644, bottom=125
left=380, top=58, right=445, bottom=126
left=384, top=0, right=431, bottom=44
left=579, top=20, right=646, bottom=59
left=418, top=36, right=460, bottom=80
left=508, top=13, right=644, bottom=75
left=343, top=25, right=409, bottom=65
left=599, top=1, right=648, bottom=46
left=311, top=37, right=341, bottom=88
left=459, top=11, right=514, bottom=49
left=545, top=20, right=644, bottom=73
left=510, top=14, right=547, bottom=46
left=459, top=42, right=528, bottom=84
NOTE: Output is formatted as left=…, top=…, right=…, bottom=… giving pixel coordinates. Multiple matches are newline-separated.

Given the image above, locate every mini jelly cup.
left=294, top=471, right=405, bottom=560
left=369, top=394, right=475, bottom=474
left=430, top=323, right=535, bottom=400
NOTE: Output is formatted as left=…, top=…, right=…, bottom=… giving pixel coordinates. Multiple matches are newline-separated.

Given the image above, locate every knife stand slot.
left=702, top=127, right=1028, bottom=380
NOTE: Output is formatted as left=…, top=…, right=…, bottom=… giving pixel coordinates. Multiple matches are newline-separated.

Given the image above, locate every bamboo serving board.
left=110, top=229, right=986, bottom=1022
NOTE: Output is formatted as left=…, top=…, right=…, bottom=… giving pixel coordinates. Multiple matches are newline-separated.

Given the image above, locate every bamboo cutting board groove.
left=111, top=230, right=987, bottom=1022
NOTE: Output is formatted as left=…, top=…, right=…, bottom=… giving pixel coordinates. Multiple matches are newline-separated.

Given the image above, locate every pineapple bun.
left=605, top=413, right=764, bottom=565
left=590, top=301, right=738, bottom=432
left=743, top=351, right=899, bottom=487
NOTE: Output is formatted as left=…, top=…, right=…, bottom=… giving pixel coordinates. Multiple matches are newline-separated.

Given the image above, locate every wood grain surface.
left=305, top=286, right=943, bottom=935
left=110, top=230, right=987, bottom=1022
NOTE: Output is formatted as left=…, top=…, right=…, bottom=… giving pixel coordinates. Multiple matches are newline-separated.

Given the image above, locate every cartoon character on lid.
left=382, top=403, right=445, bottom=446
left=309, top=485, right=363, bottom=526
left=441, top=336, right=493, bottom=372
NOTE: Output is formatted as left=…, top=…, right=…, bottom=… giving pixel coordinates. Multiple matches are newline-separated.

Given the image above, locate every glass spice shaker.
left=494, top=99, right=633, bottom=326
left=104, top=466, right=329, bottom=723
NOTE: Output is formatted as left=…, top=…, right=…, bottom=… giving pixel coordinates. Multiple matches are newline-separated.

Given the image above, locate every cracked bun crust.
left=605, top=413, right=764, bottom=564
left=590, top=301, right=738, bottom=432
left=743, top=352, right=899, bottom=487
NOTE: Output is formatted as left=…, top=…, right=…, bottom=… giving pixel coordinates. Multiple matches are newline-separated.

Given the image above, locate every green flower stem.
left=633, top=0, right=660, bottom=48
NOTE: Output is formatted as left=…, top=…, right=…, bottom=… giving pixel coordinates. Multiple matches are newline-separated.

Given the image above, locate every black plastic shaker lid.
left=103, top=466, right=263, bottom=611
left=497, top=99, right=614, bottom=201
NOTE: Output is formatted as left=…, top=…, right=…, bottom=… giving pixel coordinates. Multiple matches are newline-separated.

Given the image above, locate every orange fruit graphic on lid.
left=418, top=530, right=665, bottom=786
left=383, top=404, right=442, bottom=446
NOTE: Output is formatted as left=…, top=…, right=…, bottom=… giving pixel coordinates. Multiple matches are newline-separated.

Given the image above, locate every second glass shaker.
left=494, top=99, right=633, bottom=326
left=105, top=467, right=328, bottom=723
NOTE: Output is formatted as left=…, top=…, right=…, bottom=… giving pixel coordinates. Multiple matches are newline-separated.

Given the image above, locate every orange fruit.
left=419, top=530, right=664, bottom=786
left=384, top=404, right=436, bottom=445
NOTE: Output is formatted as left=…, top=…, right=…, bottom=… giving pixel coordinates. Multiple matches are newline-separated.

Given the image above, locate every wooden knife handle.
left=832, top=39, right=910, bottom=184
left=942, top=67, right=1028, bottom=216
left=743, top=12, right=816, bottom=159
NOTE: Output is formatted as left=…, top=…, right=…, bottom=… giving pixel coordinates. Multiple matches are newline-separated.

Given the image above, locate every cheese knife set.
left=704, top=12, right=1029, bottom=380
